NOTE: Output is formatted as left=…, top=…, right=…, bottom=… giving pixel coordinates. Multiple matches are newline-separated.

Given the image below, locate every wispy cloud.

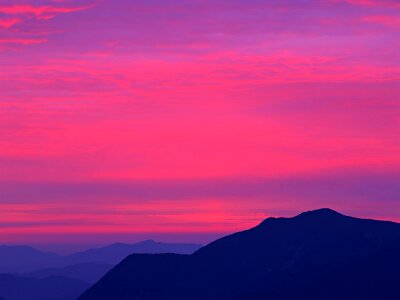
left=0, top=4, right=92, bottom=20
left=0, top=37, right=47, bottom=44
left=0, top=17, right=21, bottom=28
left=1, top=170, right=399, bottom=243
left=363, top=15, right=400, bottom=27
left=335, top=0, right=400, bottom=8
left=1, top=0, right=399, bottom=244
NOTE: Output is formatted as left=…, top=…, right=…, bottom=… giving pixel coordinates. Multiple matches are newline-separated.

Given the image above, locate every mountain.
left=0, top=240, right=201, bottom=300
left=78, top=208, right=400, bottom=300
left=65, top=240, right=202, bottom=265
left=0, top=246, right=60, bottom=273
left=0, top=241, right=201, bottom=275
left=0, top=274, right=90, bottom=300
left=28, top=262, right=113, bottom=283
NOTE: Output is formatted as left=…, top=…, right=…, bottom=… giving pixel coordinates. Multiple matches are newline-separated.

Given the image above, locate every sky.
left=0, top=0, right=399, bottom=250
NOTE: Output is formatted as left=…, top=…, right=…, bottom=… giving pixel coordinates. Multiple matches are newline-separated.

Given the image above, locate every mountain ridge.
left=0, top=273, right=90, bottom=300
left=66, top=240, right=202, bottom=265
left=0, top=241, right=201, bottom=299
left=79, top=208, right=400, bottom=300
left=28, top=262, right=113, bottom=283
left=0, top=241, right=201, bottom=274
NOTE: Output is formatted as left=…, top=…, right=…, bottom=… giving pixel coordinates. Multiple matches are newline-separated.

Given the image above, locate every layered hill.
left=65, top=240, right=201, bottom=265
left=0, top=274, right=90, bottom=300
left=79, top=208, right=400, bottom=300
left=0, top=240, right=201, bottom=299
left=0, top=241, right=201, bottom=274
left=28, top=262, right=113, bottom=283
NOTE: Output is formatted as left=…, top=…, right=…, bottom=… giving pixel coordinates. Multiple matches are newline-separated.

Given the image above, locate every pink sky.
left=0, top=0, right=399, bottom=247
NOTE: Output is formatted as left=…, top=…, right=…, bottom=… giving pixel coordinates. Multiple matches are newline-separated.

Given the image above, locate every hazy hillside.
left=0, top=274, right=90, bottom=300
left=79, top=209, right=400, bottom=300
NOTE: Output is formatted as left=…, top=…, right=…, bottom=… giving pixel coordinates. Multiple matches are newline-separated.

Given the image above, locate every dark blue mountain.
left=28, top=262, right=113, bottom=283
left=0, top=241, right=201, bottom=274
left=78, top=208, right=400, bottom=300
left=65, top=240, right=201, bottom=265
left=0, top=241, right=201, bottom=299
left=0, top=246, right=60, bottom=273
left=0, top=274, right=90, bottom=300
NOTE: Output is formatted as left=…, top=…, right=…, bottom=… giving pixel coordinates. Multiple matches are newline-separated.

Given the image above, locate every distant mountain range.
left=0, top=245, right=59, bottom=274
left=0, top=274, right=89, bottom=300
left=0, top=240, right=202, bottom=274
left=66, top=240, right=202, bottom=265
left=79, top=208, right=400, bottom=300
left=0, top=240, right=201, bottom=300
left=27, top=262, right=113, bottom=283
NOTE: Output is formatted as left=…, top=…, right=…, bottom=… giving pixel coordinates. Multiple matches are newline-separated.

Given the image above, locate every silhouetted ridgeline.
left=79, top=208, right=400, bottom=300
left=0, top=240, right=201, bottom=274
left=0, top=246, right=59, bottom=274
left=66, top=240, right=201, bottom=265
left=0, top=241, right=201, bottom=300
left=28, top=262, right=113, bottom=283
left=0, top=274, right=89, bottom=300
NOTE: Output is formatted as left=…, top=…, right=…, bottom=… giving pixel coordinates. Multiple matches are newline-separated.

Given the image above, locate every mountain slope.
left=0, top=274, right=90, bottom=300
left=0, top=241, right=201, bottom=275
left=0, top=246, right=60, bottom=273
left=78, top=208, right=400, bottom=300
left=65, top=240, right=201, bottom=265
left=28, top=262, right=113, bottom=283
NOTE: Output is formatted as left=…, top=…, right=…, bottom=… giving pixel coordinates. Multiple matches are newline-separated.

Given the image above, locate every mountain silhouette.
left=65, top=240, right=201, bottom=265
left=0, top=274, right=90, bottom=300
left=0, top=240, right=200, bottom=300
left=28, top=262, right=113, bottom=283
left=0, top=241, right=201, bottom=299
left=0, top=246, right=60, bottom=273
left=78, top=208, right=400, bottom=300
left=0, top=241, right=201, bottom=275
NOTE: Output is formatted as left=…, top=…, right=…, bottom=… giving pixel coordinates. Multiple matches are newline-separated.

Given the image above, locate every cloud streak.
left=0, top=17, right=21, bottom=28
left=1, top=0, right=399, bottom=245
left=0, top=3, right=92, bottom=19
left=1, top=170, right=399, bottom=243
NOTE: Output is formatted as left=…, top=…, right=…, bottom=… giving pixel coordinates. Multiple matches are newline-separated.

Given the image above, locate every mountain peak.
left=259, top=208, right=345, bottom=227
left=137, top=239, right=157, bottom=245
left=296, top=208, right=344, bottom=219
left=79, top=209, right=400, bottom=300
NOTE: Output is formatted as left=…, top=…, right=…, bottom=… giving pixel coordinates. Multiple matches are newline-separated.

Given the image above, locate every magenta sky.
left=0, top=0, right=399, bottom=247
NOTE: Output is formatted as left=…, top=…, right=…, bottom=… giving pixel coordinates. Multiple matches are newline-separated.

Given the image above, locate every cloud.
left=0, top=2, right=93, bottom=49
left=336, top=0, right=400, bottom=7
left=0, top=17, right=21, bottom=28
left=363, top=15, right=400, bottom=27
left=0, top=38, right=47, bottom=45
left=0, top=170, right=399, bottom=243
left=1, top=0, right=399, bottom=245
left=1, top=170, right=399, bottom=205
left=0, top=4, right=91, bottom=20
